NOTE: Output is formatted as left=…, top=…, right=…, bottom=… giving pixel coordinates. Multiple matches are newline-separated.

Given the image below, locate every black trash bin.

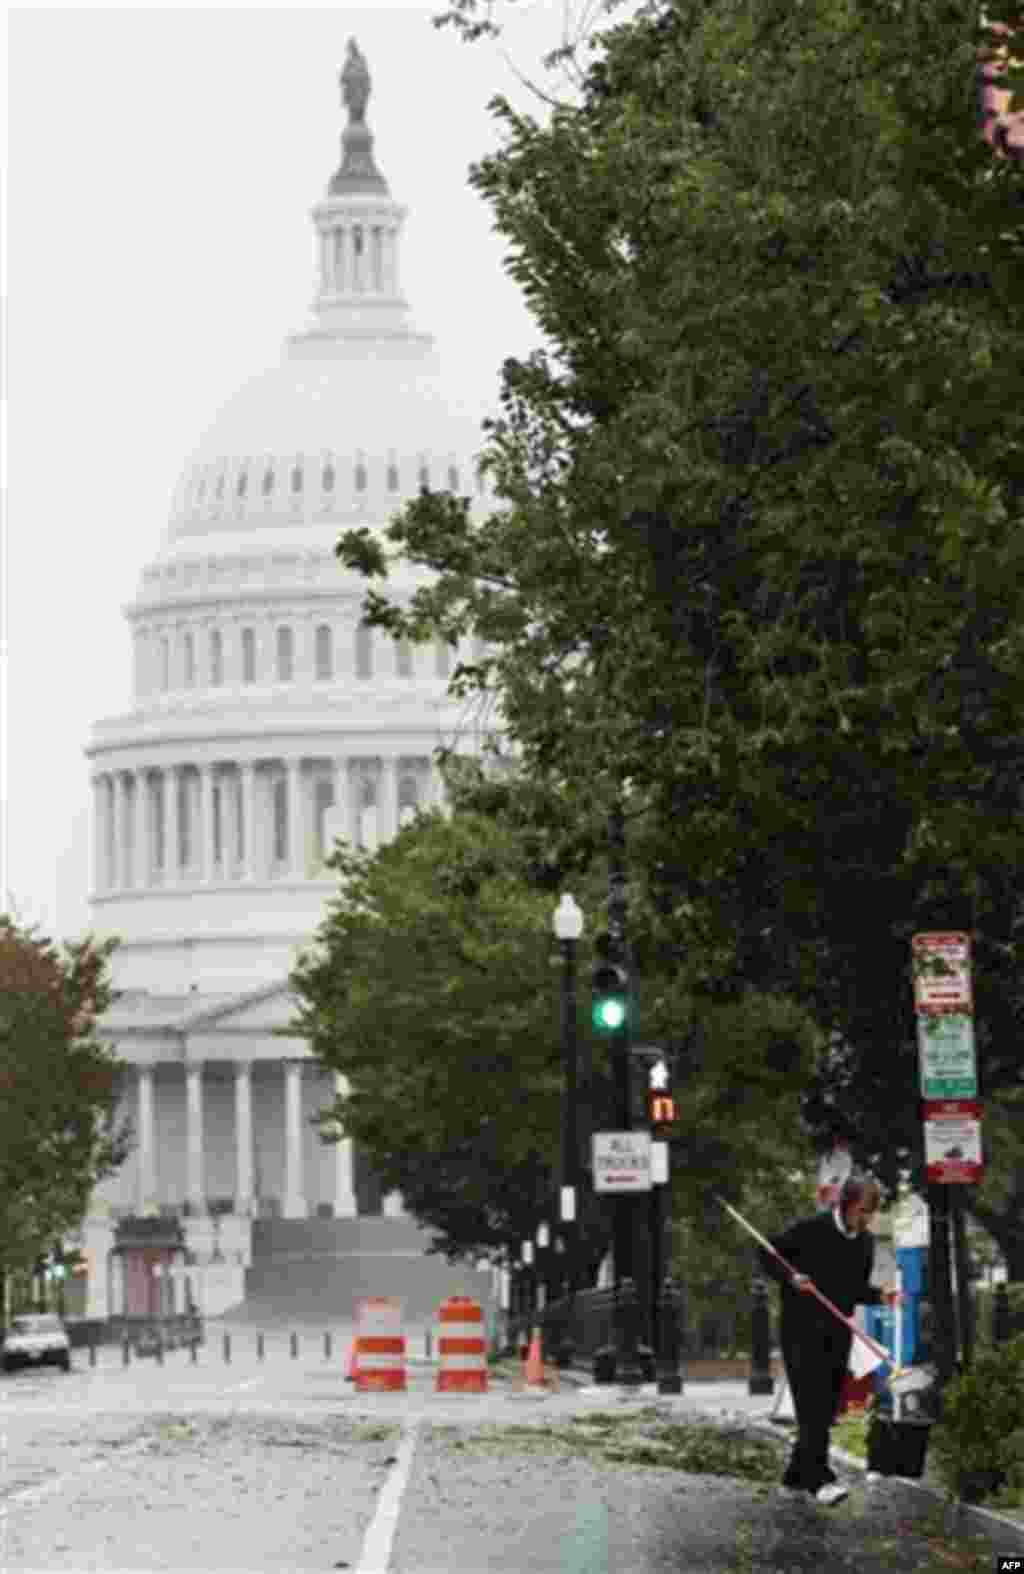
left=866, top=1416, right=932, bottom=1479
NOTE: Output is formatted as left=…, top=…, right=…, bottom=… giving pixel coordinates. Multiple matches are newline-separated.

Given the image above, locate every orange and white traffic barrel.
left=435, top=1296, right=488, bottom=1393
left=354, top=1297, right=406, bottom=1392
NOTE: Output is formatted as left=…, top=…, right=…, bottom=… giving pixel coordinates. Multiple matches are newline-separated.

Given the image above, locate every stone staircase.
left=220, top=1216, right=495, bottom=1326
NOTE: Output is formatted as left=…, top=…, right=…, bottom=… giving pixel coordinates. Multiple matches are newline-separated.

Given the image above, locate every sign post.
left=911, top=932, right=983, bottom=1384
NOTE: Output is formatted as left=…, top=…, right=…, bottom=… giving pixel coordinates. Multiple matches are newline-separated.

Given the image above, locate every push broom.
left=714, top=1194, right=920, bottom=1395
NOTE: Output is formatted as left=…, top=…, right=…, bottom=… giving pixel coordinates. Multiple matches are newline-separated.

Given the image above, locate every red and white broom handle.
left=715, top=1195, right=893, bottom=1367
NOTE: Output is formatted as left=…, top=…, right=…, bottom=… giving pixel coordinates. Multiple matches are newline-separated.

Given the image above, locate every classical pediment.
left=180, top=983, right=302, bottom=1035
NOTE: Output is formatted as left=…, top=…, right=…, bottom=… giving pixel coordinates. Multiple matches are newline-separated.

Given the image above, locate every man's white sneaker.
left=815, top=1483, right=849, bottom=1506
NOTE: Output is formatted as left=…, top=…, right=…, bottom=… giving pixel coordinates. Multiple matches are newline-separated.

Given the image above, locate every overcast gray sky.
left=4, top=2, right=642, bottom=947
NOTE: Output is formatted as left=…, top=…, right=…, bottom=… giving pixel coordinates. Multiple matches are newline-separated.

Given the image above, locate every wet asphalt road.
left=1, top=1341, right=1020, bottom=1573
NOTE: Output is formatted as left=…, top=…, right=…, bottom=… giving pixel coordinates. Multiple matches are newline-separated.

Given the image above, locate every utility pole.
left=607, top=800, right=644, bottom=1386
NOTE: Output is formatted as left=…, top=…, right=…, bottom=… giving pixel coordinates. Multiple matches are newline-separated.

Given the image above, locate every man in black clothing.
left=759, top=1174, right=904, bottom=1505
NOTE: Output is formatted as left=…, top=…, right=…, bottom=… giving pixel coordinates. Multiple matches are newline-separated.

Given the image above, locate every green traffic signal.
left=591, top=954, right=629, bottom=1033
left=593, top=995, right=627, bottom=1031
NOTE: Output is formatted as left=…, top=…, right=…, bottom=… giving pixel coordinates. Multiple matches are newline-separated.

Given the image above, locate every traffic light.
left=591, top=932, right=629, bottom=1033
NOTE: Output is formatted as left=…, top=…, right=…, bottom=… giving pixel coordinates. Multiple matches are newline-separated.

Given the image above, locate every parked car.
left=3, top=1313, right=72, bottom=1373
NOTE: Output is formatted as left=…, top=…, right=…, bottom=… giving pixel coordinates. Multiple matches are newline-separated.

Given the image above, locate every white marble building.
left=78, top=41, right=497, bottom=1320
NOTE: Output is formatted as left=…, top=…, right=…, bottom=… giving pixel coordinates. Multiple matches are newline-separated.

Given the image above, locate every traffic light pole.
left=608, top=800, right=644, bottom=1388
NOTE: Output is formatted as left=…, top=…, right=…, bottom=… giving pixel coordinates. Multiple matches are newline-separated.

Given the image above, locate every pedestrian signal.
left=648, top=1091, right=676, bottom=1126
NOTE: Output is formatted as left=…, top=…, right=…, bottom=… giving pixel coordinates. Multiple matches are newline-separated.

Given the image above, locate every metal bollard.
left=122, top=1340, right=131, bottom=1367
left=290, top=1332, right=298, bottom=1359
left=156, top=1336, right=164, bottom=1367
left=324, top=1331, right=331, bottom=1361
left=190, top=1339, right=198, bottom=1364
left=223, top=1332, right=231, bottom=1365
left=89, top=1340, right=97, bottom=1369
left=425, top=1327, right=431, bottom=1361
left=748, top=1275, right=774, bottom=1396
left=656, top=1277, right=684, bottom=1396
left=615, top=1279, right=645, bottom=1388
left=257, top=1333, right=264, bottom=1361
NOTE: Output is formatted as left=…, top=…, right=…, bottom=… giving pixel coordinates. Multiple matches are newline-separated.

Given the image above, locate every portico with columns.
left=86, top=986, right=403, bottom=1317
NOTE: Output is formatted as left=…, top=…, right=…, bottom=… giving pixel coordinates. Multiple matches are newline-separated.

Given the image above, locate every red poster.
left=979, top=14, right=1024, bottom=161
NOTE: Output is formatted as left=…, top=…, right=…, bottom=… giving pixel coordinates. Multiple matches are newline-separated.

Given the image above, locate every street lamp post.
left=536, top=1221, right=550, bottom=1356
left=553, top=893, right=584, bottom=1369
left=522, top=1239, right=535, bottom=1343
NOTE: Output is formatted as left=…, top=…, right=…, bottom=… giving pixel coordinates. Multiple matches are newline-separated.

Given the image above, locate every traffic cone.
left=344, top=1337, right=358, bottom=1382
left=524, top=1328, right=545, bottom=1388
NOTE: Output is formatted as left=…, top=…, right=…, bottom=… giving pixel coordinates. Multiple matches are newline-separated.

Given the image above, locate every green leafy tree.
left=337, top=0, right=1024, bottom=1246
left=285, top=789, right=820, bottom=1282
left=0, top=918, right=131, bottom=1310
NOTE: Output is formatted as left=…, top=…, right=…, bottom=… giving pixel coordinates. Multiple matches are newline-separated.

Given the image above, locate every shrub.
left=928, top=1334, right=1024, bottom=1504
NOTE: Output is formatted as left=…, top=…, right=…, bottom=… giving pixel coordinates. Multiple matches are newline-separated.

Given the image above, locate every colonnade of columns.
left=134, top=1061, right=363, bottom=1221
left=318, top=218, right=399, bottom=297
left=92, top=754, right=443, bottom=894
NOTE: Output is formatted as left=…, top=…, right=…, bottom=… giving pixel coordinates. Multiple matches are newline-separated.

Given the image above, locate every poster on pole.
left=816, top=1142, right=852, bottom=1212
left=912, top=932, right=973, bottom=1014
left=917, top=1013, right=978, bottom=1099
left=923, top=1099, right=984, bottom=1183
left=978, top=12, right=1024, bottom=161
left=893, top=1192, right=930, bottom=1249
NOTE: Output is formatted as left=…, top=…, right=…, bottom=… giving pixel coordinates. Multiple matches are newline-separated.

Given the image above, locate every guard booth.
left=110, top=1216, right=202, bottom=1353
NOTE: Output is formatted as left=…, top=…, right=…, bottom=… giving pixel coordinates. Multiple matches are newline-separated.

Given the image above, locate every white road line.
left=355, top=1419, right=419, bottom=1574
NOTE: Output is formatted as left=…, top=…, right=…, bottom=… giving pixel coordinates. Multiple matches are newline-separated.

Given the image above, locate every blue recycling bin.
left=867, top=1246, right=928, bottom=1412
left=895, top=1246, right=927, bottom=1366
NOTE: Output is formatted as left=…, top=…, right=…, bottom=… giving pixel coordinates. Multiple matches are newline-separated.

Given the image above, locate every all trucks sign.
left=592, top=1132, right=652, bottom=1193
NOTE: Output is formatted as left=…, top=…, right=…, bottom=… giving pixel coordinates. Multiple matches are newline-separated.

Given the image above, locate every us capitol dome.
left=78, top=42, right=499, bottom=1328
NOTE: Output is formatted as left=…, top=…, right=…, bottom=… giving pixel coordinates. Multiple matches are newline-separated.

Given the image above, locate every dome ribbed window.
left=291, top=463, right=303, bottom=494
left=387, top=462, right=399, bottom=491
left=418, top=462, right=430, bottom=489
left=447, top=464, right=459, bottom=491
left=273, top=776, right=287, bottom=863
left=315, top=625, right=333, bottom=680
left=215, top=473, right=225, bottom=500
left=184, top=633, right=196, bottom=687
left=237, top=470, right=248, bottom=498
left=210, top=630, right=224, bottom=686
left=355, top=461, right=367, bottom=492
left=277, top=627, right=294, bottom=682
left=355, top=623, right=372, bottom=679
left=242, top=629, right=256, bottom=683
left=262, top=468, right=275, bottom=496
left=322, top=463, right=335, bottom=493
